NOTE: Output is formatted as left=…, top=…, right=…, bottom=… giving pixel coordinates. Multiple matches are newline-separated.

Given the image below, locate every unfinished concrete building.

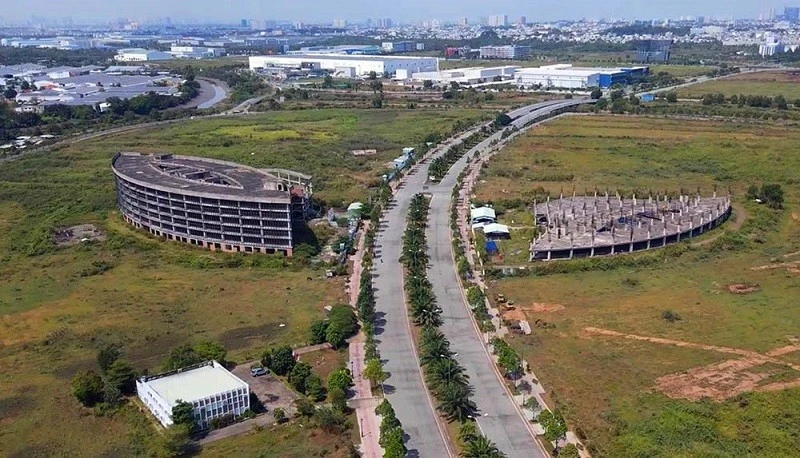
left=530, top=191, right=731, bottom=261
left=112, top=152, right=313, bottom=256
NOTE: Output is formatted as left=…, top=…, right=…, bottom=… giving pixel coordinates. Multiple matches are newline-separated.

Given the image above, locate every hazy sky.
left=3, top=0, right=787, bottom=23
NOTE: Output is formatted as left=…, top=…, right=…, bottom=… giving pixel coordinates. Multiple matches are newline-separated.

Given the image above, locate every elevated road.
left=373, top=99, right=589, bottom=456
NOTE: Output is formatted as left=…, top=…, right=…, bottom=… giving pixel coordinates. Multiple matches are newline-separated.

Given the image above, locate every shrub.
left=71, top=370, right=104, bottom=407
left=662, top=310, right=681, bottom=323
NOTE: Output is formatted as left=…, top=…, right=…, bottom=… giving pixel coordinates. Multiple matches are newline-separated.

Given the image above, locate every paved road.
left=372, top=100, right=587, bottom=457
left=425, top=100, right=587, bottom=458
left=197, top=78, right=229, bottom=109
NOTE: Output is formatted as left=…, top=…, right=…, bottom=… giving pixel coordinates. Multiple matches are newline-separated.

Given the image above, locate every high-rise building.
left=240, top=18, right=249, bottom=28
left=376, top=18, right=394, bottom=28
left=487, top=15, right=508, bottom=27
left=785, top=7, right=800, bottom=22
left=518, top=16, right=527, bottom=25
left=636, top=40, right=672, bottom=63
left=332, top=19, right=347, bottom=28
left=458, top=17, right=468, bottom=26
left=479, top=45, right=531, bottom=59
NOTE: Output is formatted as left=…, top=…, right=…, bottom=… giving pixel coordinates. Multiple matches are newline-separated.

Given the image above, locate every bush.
left=325, top=304, right=358, bottom=348
left=288, top=362, right=313, bottom=393
left=263, top=345, right=295, bottom=376
left=72, top=370, right=104, bottom=407
left=662, top=310, right=681, bottom=323
left=273, top=407, right=286, bottom=423
left=309, top=320, right=329, bottom=345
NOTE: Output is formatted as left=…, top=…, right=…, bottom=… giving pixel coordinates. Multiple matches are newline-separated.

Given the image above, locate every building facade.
left=137, top=361, right=250, bottom=429
left=636, top=40, right=672, bottom=63
left=249, top=54, right=438, bottom=76
left=112, top=152, right=312, bottom=256
left=479, top=45, right=531, bottom=60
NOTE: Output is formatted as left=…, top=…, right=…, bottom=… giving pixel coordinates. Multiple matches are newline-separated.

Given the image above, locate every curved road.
left=373, top=99, right=590, bottom=457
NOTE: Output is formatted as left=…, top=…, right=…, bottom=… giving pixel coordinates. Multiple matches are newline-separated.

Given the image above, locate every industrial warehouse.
left=249, top=53, right=438, bottom=77
left=407, top=63, right=648, bottom=89
left=514, top=64, right=649, bottom=89
left=530, top=192, right=732, bottom=260
left=111, top=152, right=313, bottom=256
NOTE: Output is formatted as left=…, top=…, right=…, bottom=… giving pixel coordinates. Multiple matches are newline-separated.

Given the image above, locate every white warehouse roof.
left=471, top=206, right=497, bottom=220
left=144, top=361, right=248, bottom=405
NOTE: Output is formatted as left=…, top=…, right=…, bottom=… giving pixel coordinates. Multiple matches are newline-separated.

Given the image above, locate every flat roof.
left=145, top=362, right=248, bottom=406
left=112, top=152, right=291, bottom=201
left=253, top=54, right=436, bottom=62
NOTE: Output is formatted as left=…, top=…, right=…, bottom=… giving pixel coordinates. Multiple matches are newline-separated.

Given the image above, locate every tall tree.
left=171, top=400, right=197, bottom=433
left=363, top=358, right=388, bottom=388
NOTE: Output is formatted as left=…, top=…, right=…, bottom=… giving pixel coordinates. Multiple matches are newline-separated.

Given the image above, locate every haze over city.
left=0, top=0, right=790, bottom=23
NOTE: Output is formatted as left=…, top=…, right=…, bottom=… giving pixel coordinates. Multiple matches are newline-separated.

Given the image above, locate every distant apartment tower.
left=488, top=15, right=509, bottom=27
left=636, top=39, right=671, bottom=63
left=518, top=16, right=527, bottom=25
left=240, top=19, right=249, bottom=28
left=332, top=19, right=347, bottom=28
left=786, top=7, right=800, bottom=21
left=480, top=45, right=531, bottom=60
left=376, top=18, right=394, bottom=28
left=458, top=17, right=468, bottom=26
left=759, top=35, right=785, bottom=56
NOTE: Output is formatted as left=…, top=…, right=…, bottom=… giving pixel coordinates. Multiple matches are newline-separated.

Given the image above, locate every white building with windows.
left=249, top=54, right=438, bottom=77
left=136, top=361, right=250, bottom=429
left=116, top=48, right=172, bottom=62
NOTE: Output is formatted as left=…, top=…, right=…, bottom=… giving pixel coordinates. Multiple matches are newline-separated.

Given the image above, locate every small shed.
left=470, top=206, right=497, bottom=225
left=482, top=223, right=510, bottom=239
left=347, top=202, right=364, bottom=219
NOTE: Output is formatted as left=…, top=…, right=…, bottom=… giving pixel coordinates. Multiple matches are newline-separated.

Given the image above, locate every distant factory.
left=407, top=63, right=648, bottom=90
left=249, top=54, right=438, bottom=77
left=514, top=64, right=649, bottom=90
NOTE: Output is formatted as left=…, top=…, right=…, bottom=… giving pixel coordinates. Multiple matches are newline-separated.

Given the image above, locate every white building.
left=170, top=46, right=225, bottom=59
left=488, top=15, right=509, bottom=27
left=116, top=48, right=173, bottom=62
left=514, top=65, right=601, bottom=89
left=411, top=66, right=518, bottom=85
left=759, top=35, right=785, bottom=56
left=249, top=54, right=438, bottom=77
left=470, top=206, right=497, bottom=226
left=136, top=361, right=250, bottom=430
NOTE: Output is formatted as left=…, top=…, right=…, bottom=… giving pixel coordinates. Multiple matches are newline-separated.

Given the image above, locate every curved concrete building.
left=112, top=152, right=312, bottom=256
left=530, top=193, right=732, bottom=260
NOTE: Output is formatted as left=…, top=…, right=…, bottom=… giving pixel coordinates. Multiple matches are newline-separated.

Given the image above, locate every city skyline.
left=0, top=0, right=796, bottom=25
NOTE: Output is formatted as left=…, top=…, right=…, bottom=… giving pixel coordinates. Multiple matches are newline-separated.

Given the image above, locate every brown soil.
left=750, top=259, right=800, bottom=271
left=52, top=223, right=106, bottom=246
left=502, top=308, right=527, bottom=322
left=522, top=303, right=566, bottom=313
left=585, top=327, right=800, bottom=402
left=728, top=283, right=760, bottom=294
left=655, top=356, right=774, bottom=402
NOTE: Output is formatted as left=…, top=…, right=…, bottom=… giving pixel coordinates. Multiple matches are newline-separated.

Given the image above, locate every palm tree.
left=414, top=305, right=442, bottom=327
left=437, top=383, right=477, bottom=422
left=419, top=331, right=452, bottom=367
left=427, top=358, right=469, bottom=395
left=462, top=435, right=505, bottom=458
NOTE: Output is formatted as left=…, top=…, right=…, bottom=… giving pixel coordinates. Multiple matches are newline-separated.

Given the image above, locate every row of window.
left=119, top=195, right=290, bottom=228
left=116, top=177, right=289, bottom=210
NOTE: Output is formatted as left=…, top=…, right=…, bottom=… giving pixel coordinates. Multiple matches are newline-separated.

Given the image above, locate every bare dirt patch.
left=728, top=283, right=760, bottom=294
left=655, top=356, right=775, bottom=402
left=523, top=302, right=565, bottom=313
left=585, top=327, right=800, bottom=402
left=52, top=224, right=105, bottom=246
left=750, top=259, right=800, bottom=271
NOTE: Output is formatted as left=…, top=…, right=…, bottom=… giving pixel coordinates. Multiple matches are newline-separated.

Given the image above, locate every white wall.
left=250, top=55, right=437, bottom=76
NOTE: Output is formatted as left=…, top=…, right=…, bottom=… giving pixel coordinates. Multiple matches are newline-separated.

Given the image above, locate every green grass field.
left=0, top=107, right=485, bottom=455
left=478, top=114, right=800, bottom=456
left=201, top=421, right=354, bottom=457
left=91, top=109, right=484, bottom=206
left=677, top=70, right=800, bottom=100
